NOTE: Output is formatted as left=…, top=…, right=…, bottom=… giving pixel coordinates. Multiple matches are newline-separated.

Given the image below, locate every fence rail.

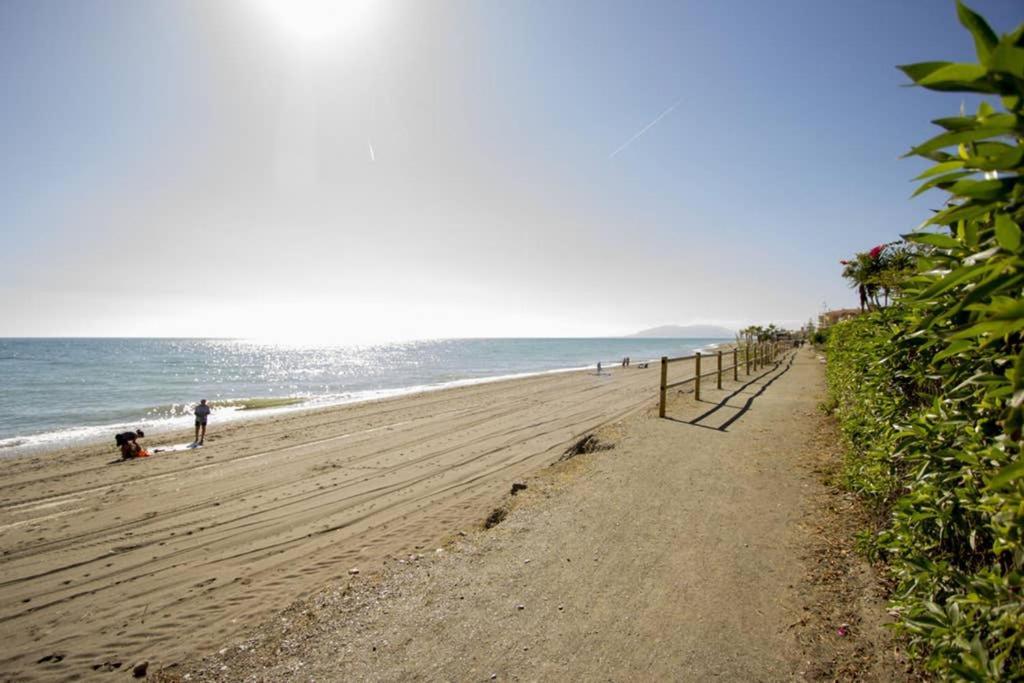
left=657, top=342, right=783, bottom=418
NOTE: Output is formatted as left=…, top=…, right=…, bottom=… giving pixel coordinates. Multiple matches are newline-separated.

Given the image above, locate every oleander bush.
left=825, top=3, right=1024, bottom=679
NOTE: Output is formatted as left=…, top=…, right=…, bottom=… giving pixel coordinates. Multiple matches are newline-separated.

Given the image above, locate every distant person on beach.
left=115, top=429, right=148, bottom=459
left=596, top=361, right=602, bottom=375
left=193, top=399, right=211, bottom=445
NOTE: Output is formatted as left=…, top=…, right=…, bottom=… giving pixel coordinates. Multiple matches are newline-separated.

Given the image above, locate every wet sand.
left=0, top=362, right=673, bottom=680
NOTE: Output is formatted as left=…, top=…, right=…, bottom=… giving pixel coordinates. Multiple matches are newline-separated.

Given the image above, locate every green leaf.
left=910, top=261, right=990, bottom=300
left=989, top=41, right=1024, bottom=77
left=924, top=200, right=996, bottom=227
left=933, top=339, right=973, bottom=361
left=914, top=160, right=965, bottom=180
left=965, top=142, right=1024, bottom=171
left=987, top=459, right=1024, bottom=489
left=957, top=1, right=998, bottom=62
left=931, top=116, right=979, bottom=132
left=950, top=318, right=1024, bottom=340
left=898, top=61, right=953, bottom=83
left=995, top=213, right=1022, bottom=251
left=961, top=219, right=979, bottom=248
left=917, top=63, right=988, bottom=88
left=911, top=170, right=974, bottom=197
left=908, top=122, right=1016, bottom=157
left=948, top=178, right=1011, bottom=200
left=906, top=232, right=961, bottom=249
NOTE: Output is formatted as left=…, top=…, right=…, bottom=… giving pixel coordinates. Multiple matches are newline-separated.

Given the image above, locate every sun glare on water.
left=252, top=0, right=380, bottom=48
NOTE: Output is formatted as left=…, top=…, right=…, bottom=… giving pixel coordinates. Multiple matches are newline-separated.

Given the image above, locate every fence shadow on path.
left=664, top=351, right=798, bottom=432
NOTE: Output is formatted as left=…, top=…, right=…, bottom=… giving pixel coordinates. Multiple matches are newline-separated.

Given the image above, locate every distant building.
left=818, top=308, right=861, bottom=329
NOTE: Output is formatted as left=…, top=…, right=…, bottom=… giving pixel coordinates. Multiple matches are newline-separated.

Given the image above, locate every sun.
left=252, top=0, right=380, bottom=47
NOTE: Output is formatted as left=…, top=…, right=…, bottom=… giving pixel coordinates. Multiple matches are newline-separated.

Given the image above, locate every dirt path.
left=175, top=348, right=903, bottom=681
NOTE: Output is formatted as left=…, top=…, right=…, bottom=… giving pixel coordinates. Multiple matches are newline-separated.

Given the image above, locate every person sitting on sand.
left=193, top=399, right=211, bottom=446
left=115, top=429, right=149, bottom=459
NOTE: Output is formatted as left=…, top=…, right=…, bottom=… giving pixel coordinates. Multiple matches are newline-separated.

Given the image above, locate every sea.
left=0, top=337, right=728, bottom=455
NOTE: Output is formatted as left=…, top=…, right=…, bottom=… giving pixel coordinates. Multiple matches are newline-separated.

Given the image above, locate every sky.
left=1, top=0, right=1021, bottom=342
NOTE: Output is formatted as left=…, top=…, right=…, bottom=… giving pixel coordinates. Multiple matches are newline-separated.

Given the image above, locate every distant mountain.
left=627, top=325, right=735, bottom=338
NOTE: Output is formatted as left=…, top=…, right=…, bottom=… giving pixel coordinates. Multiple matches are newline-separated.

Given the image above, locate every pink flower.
left=869, top=245, right=884, bottom=259
left=839, top=260, right=850, bottom=265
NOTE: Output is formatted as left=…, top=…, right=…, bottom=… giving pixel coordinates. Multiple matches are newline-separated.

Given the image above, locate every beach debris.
left=558, top=434, right=613, bottom=462
left=491, top=674, right=497, bottom=680
left=348, top=567, right=360, bottom=575
left=516, top=604, right=525, bottom=610
left=457, top=530, right=468, bottom=537
left=837, top=623, right=850, bottom=637
left=484, top=507, right=508, bottom=529
left=37, top=654, right=64, bottom=664
left=510, top=482, right=528, bottom=495
left=132, top=661, right=148, bottom=678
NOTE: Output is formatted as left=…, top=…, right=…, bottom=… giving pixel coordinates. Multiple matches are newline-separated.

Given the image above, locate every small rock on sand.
left=348, top=568, right=360, bottom=575
left=132, top=661, right=148, bottom=678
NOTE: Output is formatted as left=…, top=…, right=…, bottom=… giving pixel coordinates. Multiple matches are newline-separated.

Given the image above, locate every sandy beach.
left=0, top=361, right=670, bottom=680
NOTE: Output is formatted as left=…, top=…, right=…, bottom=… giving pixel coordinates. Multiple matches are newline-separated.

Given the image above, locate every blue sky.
left=1, top=0, right=1021, bottom=340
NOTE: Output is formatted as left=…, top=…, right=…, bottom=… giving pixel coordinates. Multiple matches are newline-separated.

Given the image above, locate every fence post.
left=717, top=350, right=723, bottom=389
left=745, top=344, right=750, bottom=375
left=659, top=356, right=668, bottom=418
left=733, top=348, right=739, bottom=381
left=694, top=352, right=702, bottom=402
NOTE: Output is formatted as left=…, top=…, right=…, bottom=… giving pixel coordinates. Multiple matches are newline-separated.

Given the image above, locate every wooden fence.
left=658, top=342, right=782, bottom=418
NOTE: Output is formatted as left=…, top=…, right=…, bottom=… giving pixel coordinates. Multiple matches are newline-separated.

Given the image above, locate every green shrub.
left=826, top=3, right=1024, bottom=679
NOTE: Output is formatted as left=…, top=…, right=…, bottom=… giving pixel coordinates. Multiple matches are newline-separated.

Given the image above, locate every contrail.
left=609, top=99, right=682, bottom=159
left=368, top=140, right=375, bottom=162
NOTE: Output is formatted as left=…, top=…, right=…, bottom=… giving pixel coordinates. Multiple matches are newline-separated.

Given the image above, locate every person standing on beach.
left=193, top=399, right=211, bottom=446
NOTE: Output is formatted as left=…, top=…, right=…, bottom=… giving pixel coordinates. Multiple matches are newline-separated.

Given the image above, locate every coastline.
left=0, top=338, right=733, bottom=458
left=0, top=364, right=597, bottom=458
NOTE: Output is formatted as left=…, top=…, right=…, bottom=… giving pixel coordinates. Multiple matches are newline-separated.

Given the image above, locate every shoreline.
left=0, top=338, right=733, bottom=458
left=0, top=363, right=597, bottom=458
